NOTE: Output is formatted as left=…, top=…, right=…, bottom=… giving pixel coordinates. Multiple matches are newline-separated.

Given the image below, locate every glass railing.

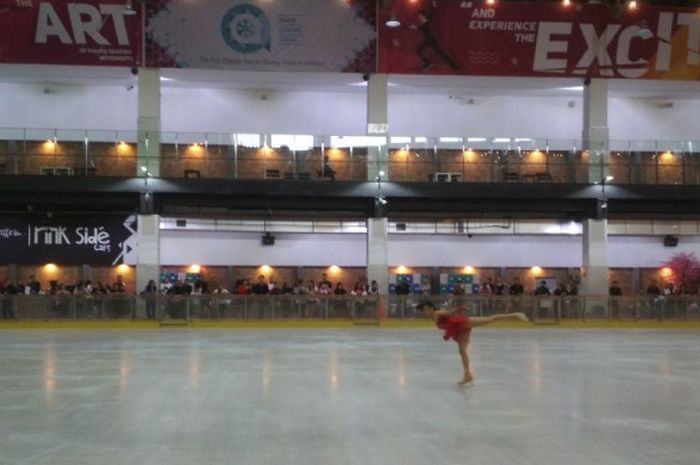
left=0, top=129, right=698, bottom=186
left=1, top=294, right=698, bottom=322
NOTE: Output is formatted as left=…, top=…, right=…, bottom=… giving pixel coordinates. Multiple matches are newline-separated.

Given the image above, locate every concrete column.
left=582, top=79, right=610, bottom=301
left=582, top=78, right=609, bottom=183
left=136, top=214, right=160, bottom=295
left=367, top=74, right=389, bottom=181
left=137, top=68, right=161, bottom=177
left=581, top=219, right=608, bottom=296
left=367, top=218, right=389, bottom=295
left=367, top=74, right=388, bottom=135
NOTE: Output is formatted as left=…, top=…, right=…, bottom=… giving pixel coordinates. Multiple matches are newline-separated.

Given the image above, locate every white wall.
left=1, top=80, right=699, bottom=142
left=388, top=235, right=581, bottom=267
left=388, top=94, right=582, bottom=140
left=159, top=231, right=699, bottom=268
left=607, top=236, right=700, bottom=267
left=0, top=82, right=136, bottom=131
left=160, top=230, right=367, bottom=266
left=161, top=87, right=367, bottom=135
left=609, top=98, right=700, bottom=142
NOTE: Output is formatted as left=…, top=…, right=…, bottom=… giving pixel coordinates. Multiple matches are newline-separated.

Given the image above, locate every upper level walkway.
left=0, top=130, right=697, bottom=185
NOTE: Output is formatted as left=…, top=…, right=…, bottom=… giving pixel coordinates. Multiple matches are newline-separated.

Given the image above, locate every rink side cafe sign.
left=145, top=0, right=376, bottom=72
left=0, top=0, right=142, bottom=66
left=378, top=1, right=700, bottom=80
left=0, top=216, right=137, bottom=265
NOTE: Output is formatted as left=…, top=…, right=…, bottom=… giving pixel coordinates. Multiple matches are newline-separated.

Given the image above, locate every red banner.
left=0, top=0, right=141, bottom=66
left=378, top=1, right=700, bottom=80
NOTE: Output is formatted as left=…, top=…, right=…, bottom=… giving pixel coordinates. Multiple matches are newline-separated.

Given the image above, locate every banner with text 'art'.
left=0, top=0, right=142, bottom=66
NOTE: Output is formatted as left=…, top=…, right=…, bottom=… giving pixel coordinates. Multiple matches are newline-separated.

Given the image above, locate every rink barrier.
left=0, top=294, right=699, bottom=323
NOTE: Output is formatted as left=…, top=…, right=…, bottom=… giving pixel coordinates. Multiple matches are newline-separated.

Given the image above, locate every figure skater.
left=417, top=301, right=528, bottom=386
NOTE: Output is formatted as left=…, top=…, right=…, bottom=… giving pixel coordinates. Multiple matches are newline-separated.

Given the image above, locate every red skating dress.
left=436, top=314, right=471, bottom=341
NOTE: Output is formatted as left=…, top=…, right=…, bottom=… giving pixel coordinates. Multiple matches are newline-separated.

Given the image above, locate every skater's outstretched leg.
left=468, top=313, right=528, bottom=327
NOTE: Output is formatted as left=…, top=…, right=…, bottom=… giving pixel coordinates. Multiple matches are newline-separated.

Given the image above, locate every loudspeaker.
left=396, top=223, right=406, bottom=231
left=176, top=219, right=187, bottom=228
left=663, top=235, right=679, bottom=247
left=261, top=232, right=275, bottom=246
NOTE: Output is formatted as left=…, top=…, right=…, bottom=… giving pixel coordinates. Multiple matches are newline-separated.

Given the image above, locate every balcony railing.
left=1, top=294, right=698, bottom=322
left=0, top=129, right=698, bottom=185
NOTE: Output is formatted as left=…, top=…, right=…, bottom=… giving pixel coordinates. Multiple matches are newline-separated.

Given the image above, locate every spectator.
left=1, top=279, right=17, bottom=319
left=143, top=279, right=158, bottom=319
left=368, top=280, right=380, bottom=295
left=646, top=279, right=661, bottom=296
left=493, top=279, right=506, bottom=296
left=306, top=280, right=318, bottom=295
left=334, top=282, right=347, bottom=295
left=318, top=274, right=332, bottom=295
left=28, top=275, right=41, bottom=295
left=251, top=275, right=269, bottom=295
left=234, top=279, right=250, bottom=295
left=553, top=283, right=569, bottom=296
left=419, top=276, right=431, bottom=295
left=395, top=280, right=411, bottom=295
left=293, top=279, right=307, bottom=295
left=354, top=276, right=369, bottom=294
left=351, top=281, right=367, bottom=296
left=452, top=282, right=465, bottom=295
left=269, top=280, right=281, bottom=295
left=113, top=275, right=126, bottom=294
left=212, top=285, right=230, bottom=295
left=609, top=280, right=622, bottom=318
left=194, top=276, right=208, bottom=295
left=534, top=280, right=551, bottom=296
left=508, top=277, right=524, bottom=295
left=609, top=281, right=622, bottom=296
left=316, top=155, right=336, bottom=181
left=663, top=282, right=677, bottom=317
left=94, top=281, right=108, bottom=295
left=479, top=280, right=492, bottom=295
left=647, top=279, right=662, bottom=319
left=663, top=282, right=675, bottom=296
left=280, top=282, right=294, bottom=294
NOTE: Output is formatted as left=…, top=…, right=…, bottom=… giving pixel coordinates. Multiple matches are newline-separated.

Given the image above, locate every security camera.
left=362, top=73, right=370, bottom=82
left=126, top=85, right=135, bottom=91
left=583, top=77, right=591, bottom=86
left=130, top=67, right=139, bottom=76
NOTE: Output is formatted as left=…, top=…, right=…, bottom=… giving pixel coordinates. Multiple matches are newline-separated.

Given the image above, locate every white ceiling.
left=1, top=63, right=700, bottom=100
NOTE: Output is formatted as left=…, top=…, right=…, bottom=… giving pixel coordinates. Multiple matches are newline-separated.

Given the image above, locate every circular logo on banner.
left=221, top=4, right=271, bottom=54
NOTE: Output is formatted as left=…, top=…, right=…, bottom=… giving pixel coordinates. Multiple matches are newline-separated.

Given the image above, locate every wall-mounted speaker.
left=663, top=235, right=679, bottom=247
left=261, top=232, right=275, bottom=246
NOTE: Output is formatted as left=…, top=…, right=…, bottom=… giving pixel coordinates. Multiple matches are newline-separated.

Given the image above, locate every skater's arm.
left=433, top=310, right=452, bottom=320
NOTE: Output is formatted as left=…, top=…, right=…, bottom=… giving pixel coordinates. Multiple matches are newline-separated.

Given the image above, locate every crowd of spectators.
left=448, top=277, right=578, bottom=297
left=0, top=275, right=128, bottom=296
left=226, top=274, right=379, bottom=297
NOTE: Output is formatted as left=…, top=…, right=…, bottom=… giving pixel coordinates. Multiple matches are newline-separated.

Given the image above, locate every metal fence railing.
left=1, top=294, right=699, bottom=322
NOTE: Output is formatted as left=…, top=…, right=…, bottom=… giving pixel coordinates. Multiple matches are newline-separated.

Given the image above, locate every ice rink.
left=1, top=328, right=699, bottom=465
